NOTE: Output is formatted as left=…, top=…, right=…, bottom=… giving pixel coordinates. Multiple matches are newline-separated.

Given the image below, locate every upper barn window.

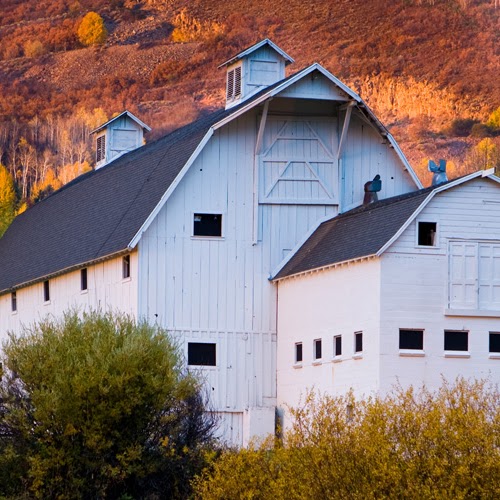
left=193, top=214, right=222, bottom=237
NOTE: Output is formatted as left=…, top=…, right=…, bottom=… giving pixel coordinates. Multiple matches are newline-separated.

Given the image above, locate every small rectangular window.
left=314, top=339, right=322, bottom=360
left=399, top=329, right=424, bottom=350
left=43, top=280, right=50, bottom=302
left=81, top=268, right=88, bottom=291
left=418, top=222, right=437, bottom=246
left=444, top=330, right=468, bottom=351
left=295, top=342, right=303, bottom=363
left=193, top=214, right=222, bottom=237
left=11, top=291, right=17, bottom=312
left=334, top=335, right=342, bottom=356
left=355, top=331, right=363, bottom=353
left=122, top=255, right=130, bottom=279
left=489, top=333, right=500, bottom=353
left=188, top=343, right=216, bottom=366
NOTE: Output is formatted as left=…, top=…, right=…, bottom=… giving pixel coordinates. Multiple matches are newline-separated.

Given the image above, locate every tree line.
left=0, top=109, right=107, bottom=236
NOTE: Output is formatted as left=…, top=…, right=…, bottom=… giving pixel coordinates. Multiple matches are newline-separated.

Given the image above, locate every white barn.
left=3, top=40, right=496, bottom=446
left=272, top=170, right=500, bottom=426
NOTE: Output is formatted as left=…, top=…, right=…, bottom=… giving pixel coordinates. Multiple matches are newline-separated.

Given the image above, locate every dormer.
left=90, top=110, right=151, bottom=169
left=218, top=39, right=294, bottom=110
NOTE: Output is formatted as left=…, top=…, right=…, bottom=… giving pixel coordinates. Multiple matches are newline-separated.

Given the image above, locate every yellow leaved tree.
left=0, top=163, right=16, bottom=237
left=77, top=12, right=107, bottom=47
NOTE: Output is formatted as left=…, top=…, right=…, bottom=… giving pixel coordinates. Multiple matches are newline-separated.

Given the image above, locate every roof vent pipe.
left=363, top=174, right=382, bottom=205
left=429, top=159, right=448, bottom=186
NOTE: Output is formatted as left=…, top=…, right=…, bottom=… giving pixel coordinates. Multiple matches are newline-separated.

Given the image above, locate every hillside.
left=0, top=0, right=498, bottom=200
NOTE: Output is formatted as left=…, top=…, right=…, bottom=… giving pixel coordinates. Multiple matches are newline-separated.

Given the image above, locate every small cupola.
left=218, top=39, right=294, bottom=110
left=90, top=110, right=151, bottom=169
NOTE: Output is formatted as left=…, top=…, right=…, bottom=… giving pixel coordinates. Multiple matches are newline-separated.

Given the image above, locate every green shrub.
left=0, top=311, right=217, bottom=498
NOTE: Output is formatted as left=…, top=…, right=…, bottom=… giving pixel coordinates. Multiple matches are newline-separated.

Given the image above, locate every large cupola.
left=90, top=110, right=151, bottom=169
left=218, top=39, right=294, bottom=110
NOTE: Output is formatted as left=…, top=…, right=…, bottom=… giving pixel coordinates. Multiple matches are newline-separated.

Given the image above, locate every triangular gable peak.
left=219, top=39, right=294, bottom=109
left=90, top=110, right=151, bottom=169
left=271, top=170, right=500, bottom=281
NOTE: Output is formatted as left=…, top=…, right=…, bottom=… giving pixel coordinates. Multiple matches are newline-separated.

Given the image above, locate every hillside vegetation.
left=0, top=0, right=498, bottom=210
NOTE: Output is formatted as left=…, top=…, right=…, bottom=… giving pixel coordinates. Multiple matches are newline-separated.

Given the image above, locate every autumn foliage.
left=195, top=380, right=500, bottom=499
left=77, top=12, right=108, bottom=46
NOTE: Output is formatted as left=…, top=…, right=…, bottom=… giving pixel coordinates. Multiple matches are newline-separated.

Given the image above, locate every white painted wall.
left=379, top=178, right=500, bottom=393
left=0, top=253, right=138, bottom=342
left=341, top=114, right=416, bottom=211
left=138, top=90, right=418, bottom=444
left=276, top=259, right=381, bottom=429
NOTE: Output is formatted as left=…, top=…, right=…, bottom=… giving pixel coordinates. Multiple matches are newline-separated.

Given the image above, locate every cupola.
left=218, top=39, right=294, bottom=110
left=90, top=110, right=151, bottom=169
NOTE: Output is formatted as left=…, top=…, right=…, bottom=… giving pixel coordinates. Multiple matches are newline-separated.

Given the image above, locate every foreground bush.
left=0, top=311, right=217, bottom=499
left=195, top=379, right=500, bottom=499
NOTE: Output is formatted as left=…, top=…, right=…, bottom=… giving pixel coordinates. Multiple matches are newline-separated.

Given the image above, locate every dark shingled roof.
left=0, top=68, right=311, bottom=294
left=0, top=107, right=235, bottom=293
left=273, top=188, right=434, bottom=280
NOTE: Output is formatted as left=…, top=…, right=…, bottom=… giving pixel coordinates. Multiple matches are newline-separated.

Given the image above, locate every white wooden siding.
left=0, top=253, right=138, bottom=342
left=279, top=72, right=349, bottom=100
left=379, top=178, right=500, bottom=393
left=138, top=100, right=419, bottom=442
left=341, top=115, right=416, bottom=210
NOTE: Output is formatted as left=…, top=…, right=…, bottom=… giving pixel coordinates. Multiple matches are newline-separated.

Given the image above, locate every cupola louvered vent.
left=96, top=135, right=106, bottom=163
left=226, top=65, right=242, bottom=101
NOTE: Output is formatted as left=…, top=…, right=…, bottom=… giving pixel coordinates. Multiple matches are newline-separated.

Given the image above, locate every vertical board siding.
left=341, top=116, right=415, bottom=210
left=137, top=105, right=418, bottom=444
left=379, top=178, right=500, bottom=393
left=0, top=253, right=138, bottom=341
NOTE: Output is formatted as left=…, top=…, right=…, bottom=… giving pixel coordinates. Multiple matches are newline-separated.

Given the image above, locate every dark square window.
left=334, top=335, right=342, bottom=356
left=314, top=339, right=322, bottom=360
left=295, top=343, right=303, bottom=363
left=188, top=343, right=216, bottom=366
left=355, top=331, right=363, bottom=353
left=193, top=214, right=222, bottom=237
left=81, top=268, right=88, bottom=291
left=444, top=330, right=468, bottom=351
left=123, top=255, right=130, bottom=279
left=489, top=333, right=500, bottom=353
left=399, top=329, right=424, bottom=350
left=43, top=280, right=50, bottom=302
left=11, top=291, right=17, bottom=312
left=418, top=222, right=437, bottom=246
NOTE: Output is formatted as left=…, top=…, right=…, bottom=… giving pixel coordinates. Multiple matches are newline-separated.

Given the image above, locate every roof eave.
left=272, top=254, right=378, bottom=282
left=0, top=248, right=132, bottom=296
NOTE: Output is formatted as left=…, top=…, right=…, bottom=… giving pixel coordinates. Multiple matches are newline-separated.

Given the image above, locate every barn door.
left=259, top=118, right=337, bottom=205
left=448, top=242, right=478, bottom=310
left=478, top=243, right=500, bottom=310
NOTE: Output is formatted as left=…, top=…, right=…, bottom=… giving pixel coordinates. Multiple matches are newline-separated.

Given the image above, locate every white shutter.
left=478, top=243, right=500, bottom=310
left=449, top=242, right=478, bottom=309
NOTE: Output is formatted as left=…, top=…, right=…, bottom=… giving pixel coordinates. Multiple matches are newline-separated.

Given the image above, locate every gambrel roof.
left=0, top=63, right=421, bottom=294
left=272, top=170, right=499, bottom=280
